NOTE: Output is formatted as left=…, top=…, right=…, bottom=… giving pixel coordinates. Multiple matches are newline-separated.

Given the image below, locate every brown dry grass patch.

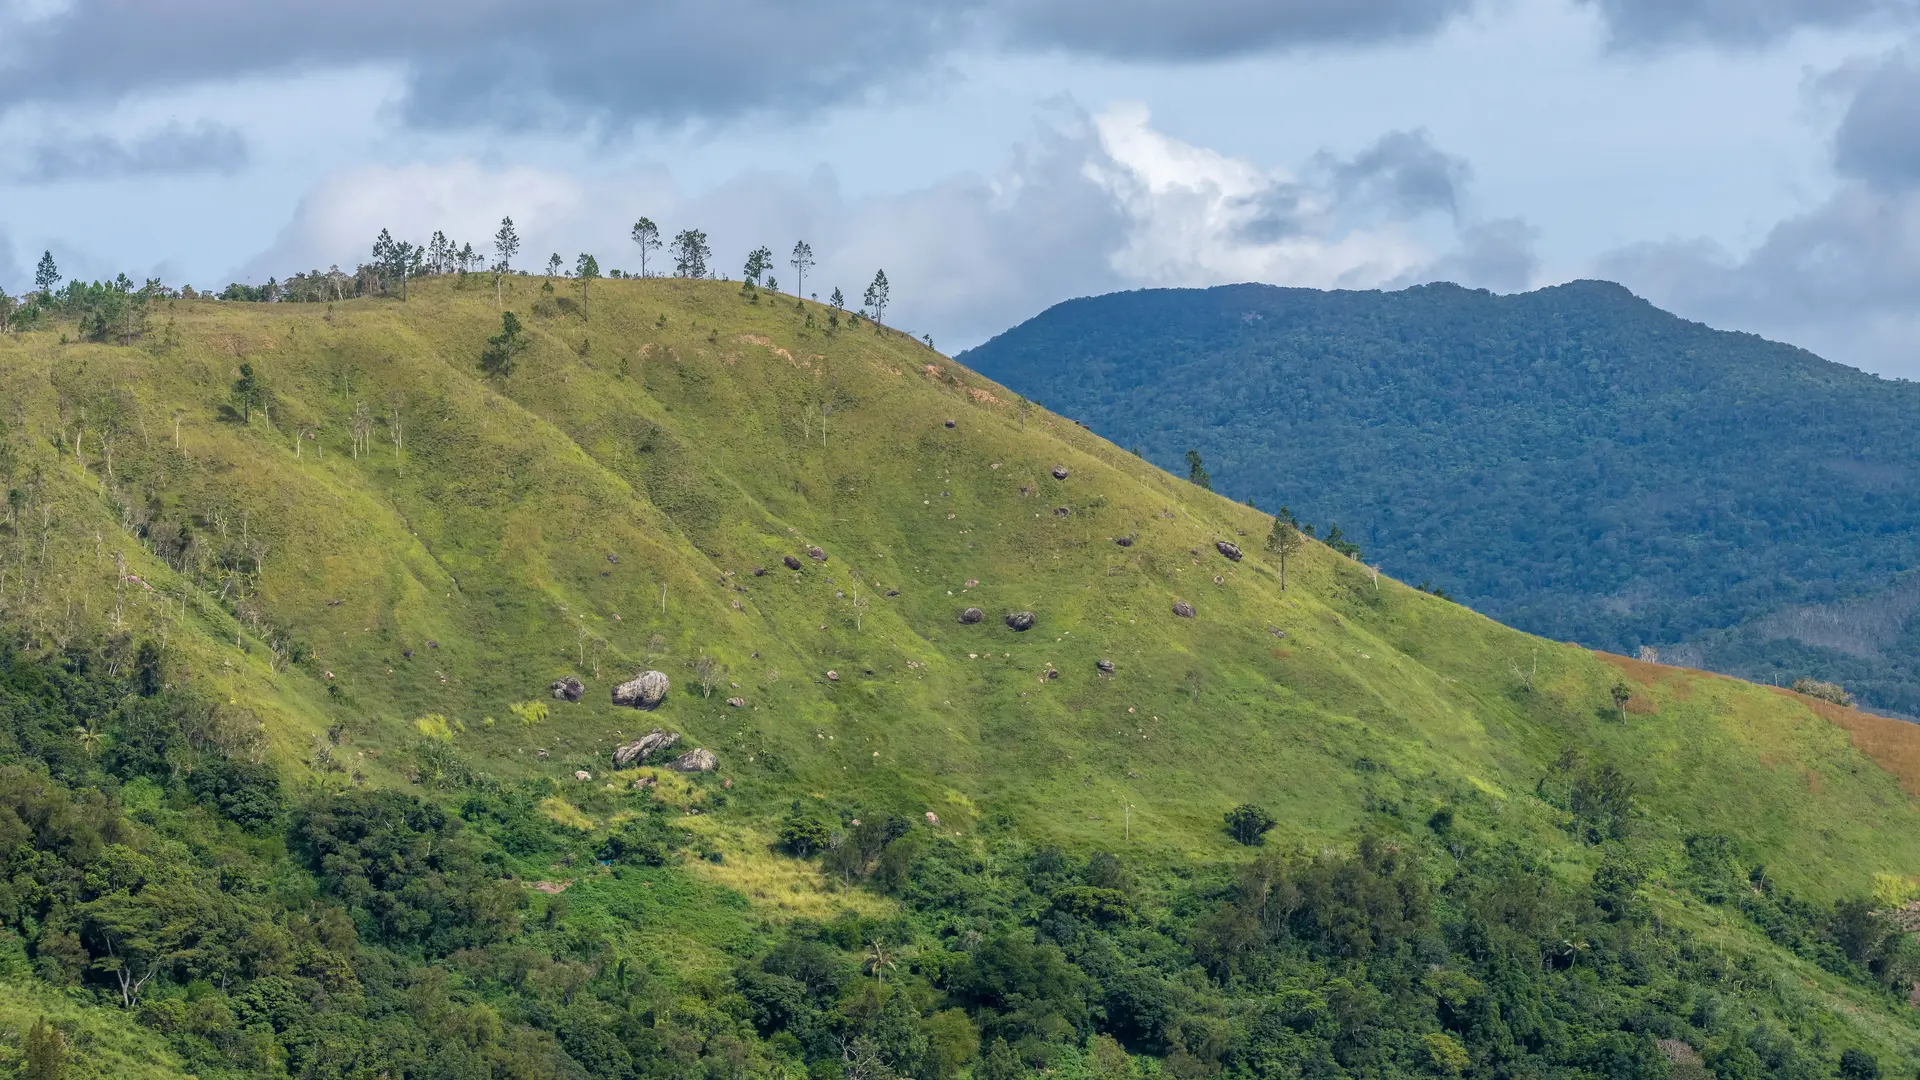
left=1775, top=688, right=1920, bottom=797
left=1596, top=652, right=1709, bottom=700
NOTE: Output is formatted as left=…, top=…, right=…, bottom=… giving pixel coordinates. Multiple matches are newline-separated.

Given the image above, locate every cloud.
left=1402, top=217, right=1540, bottom=291
left=989, top=0, right=1474, bottom=59
left=243, top=105, right=1511, bottom=348
left=12, top=0, right=1825, bottom=136
left=8, top=121, right=248, bottom=183
left=1579, top=0, right=1917, bottom=47
left=1834, top=47, right=1920, bottom=188
left=0, top=228, right=19, bottom=296
left=1597, top=183, right=1920, bottom=373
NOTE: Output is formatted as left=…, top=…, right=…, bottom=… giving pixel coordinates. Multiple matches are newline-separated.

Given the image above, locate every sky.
left=5, top=0, right=1920, bottom=374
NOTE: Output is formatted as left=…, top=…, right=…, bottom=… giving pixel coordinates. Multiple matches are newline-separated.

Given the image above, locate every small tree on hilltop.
left=575, top=253, right=599, bottom=320
left=1267, top=513, right=1304, bottom=590
left=630, top=217, right=662, bottom=277
left=492, top=216, right=520, bottom=308
left=829, top=285, right=845, bottom=310
left=547, top=253, right=563, bottom=277
left=35, top=251, right=60, bottom=296
left=672, top=229, right=711, bottom=278
left=863, top=269, right=890, bottom=326
left=743, top=245, right=772, bottom=287
left=1225, top=803, right=1276, bottom=845
left=790, top=240, right=814, bottom=299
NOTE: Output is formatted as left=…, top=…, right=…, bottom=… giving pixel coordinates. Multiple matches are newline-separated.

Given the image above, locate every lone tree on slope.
left=790, top=241, right=815, bottom=299
left=1186, top=449, right=1211, bottom=490
left=231, top=363, right=268, bottom=424
left=630, top=218, right=662, bottom=277
left=1224, top=804, right=1276, bottom=846
left=575, top=253, right=599, bottom=319
left=863, top=269, right=890, bottom=326
left=1267, top=512, right=1304, bottom=590
left=492, top=216, right=520, bottom=308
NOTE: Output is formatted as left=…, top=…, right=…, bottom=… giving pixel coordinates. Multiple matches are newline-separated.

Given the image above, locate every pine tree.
left=1267, top=513, right=1304, bottom=590
left=492, top=216, right=520, bottom=307
left=790, top=241, right=815, bottom=298
left=672, top=230, right=711, bottom=278
left=630, top=218, right=662, bottom=277
left=231, top=363, right=267, bottom=423
left=34, top=251, right=59, bottom=295
left=863, top=269, right=890, bottom=326
left=575, top=253, right=599, bottom=320
left=830, top=286, right=845, bottom=309
left=1186, top=449, right=1211, bottom=490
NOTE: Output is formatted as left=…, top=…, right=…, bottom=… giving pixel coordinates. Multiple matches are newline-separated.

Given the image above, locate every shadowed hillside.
left=960, top=280, right=1920, bottom=716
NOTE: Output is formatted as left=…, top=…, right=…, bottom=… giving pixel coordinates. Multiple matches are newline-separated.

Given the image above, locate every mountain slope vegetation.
left=4, top=275, right=1920, bottom=1079
left=960, top=280, right=1920, bottom=715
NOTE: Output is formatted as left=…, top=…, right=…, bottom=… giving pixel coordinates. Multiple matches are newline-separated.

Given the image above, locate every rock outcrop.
left=612, top=670, right=670, bottom=709
left=1216, top=540, right=1243, bottom=562
left=612, top=728, right=680, bottom=767
left=1051, top=466, right=1069, bottom=480
left=550, top=675, right=585, bottom=702
left=1006, top=611, right=1036, bottom=632
left=669, top=748, right=718, bottom=772
left=958, top=607, right=985, bottom=624
left=784, top=555, right=803, bottom=570
left=1172, top=600, right=1196, bottom=618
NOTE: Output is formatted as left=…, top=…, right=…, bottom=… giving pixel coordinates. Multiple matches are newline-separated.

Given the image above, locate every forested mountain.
left=962, top=280, right=1920, bottom=715
left=5, top=273, right=1920, bottom=1079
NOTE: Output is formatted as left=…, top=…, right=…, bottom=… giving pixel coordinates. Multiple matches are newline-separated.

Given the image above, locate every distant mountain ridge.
left=961, top=279, right=1920, bottom=715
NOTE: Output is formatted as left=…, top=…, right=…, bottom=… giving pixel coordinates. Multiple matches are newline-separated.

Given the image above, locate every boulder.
left=752, top=566, right=767, bottom=576
left=925, top=811, right=941, bottom=826
left=1172, top=600, right=1196, bottom=619
left=958, top=607, right=985, bottom=624
left=826, top=670, right=840, bottom=681
left=612, top=670, right=670, bottom=709
left=784, top=555, right=803, bottom=570
left=550, top=675, right=586, bottom=702
left=612, top=728, right=680, bottom=767
left=1216, top=540, right=1243, bottom=562
left=944, top=419, right=956, bottom=428
left=1097, top=659, right=1115, bottom=674
left=808, top=546, right=828, bottom=562
left=574, top=770, right=593, bottom=782
left=1053, top=507, right=1070, bottom=516
left=669, top=748, right=718, bottom=773
left=727, top=696, right=747, bottom=708
left=1051, top=466, right=1069, bottom=480
left=1006, top=611, right=1036, bottom=632
left=1115, top=535, right=1135, bottom=548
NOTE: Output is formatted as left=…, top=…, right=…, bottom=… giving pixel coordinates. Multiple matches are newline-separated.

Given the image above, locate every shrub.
left=1793, top=678, right=1854, bottom=707
left=1224, top=803, right=1277, bottom=846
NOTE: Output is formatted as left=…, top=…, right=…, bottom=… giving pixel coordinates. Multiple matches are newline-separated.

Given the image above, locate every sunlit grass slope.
left=2, top=274, right=1920, bottom=904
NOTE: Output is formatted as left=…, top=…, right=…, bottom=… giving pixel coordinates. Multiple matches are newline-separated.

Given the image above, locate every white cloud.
left=244, top=105, right=1526, bottom=348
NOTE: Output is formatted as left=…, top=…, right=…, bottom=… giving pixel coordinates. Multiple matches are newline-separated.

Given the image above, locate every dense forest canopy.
left=962, top=281, right=1920, bottom=714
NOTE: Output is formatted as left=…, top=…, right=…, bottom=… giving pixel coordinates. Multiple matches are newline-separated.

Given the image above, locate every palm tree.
left=73, top=719, right=103, bottom=758
left=863, top=941, right=896, bottom=984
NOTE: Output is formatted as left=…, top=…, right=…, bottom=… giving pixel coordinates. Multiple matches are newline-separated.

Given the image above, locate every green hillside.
left=959, top=281, right=1920, bottom=716
left=5, top=274, right=1920, bottom=1079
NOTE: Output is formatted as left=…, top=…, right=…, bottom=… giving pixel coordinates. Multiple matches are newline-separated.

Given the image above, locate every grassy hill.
left=958, top=280, right=1920, bottom=717
left=7, top=274, right=1920, bottom=1079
